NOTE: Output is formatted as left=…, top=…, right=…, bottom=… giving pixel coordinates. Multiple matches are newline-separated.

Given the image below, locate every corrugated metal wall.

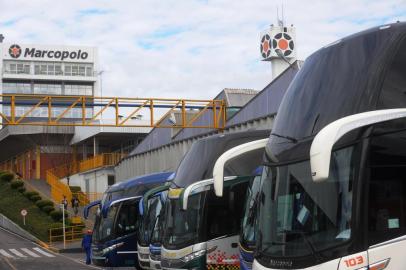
left=115, top=115, right=274, bottom=181
left=115, top=63, right=301, bottom=182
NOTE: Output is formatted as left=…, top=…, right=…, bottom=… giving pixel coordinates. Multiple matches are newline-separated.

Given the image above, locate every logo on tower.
left=9, top=44, right=22, bottom=58
left=260, top=34, right=272, bottom=59
left=272, top=33, right=294, bottom=57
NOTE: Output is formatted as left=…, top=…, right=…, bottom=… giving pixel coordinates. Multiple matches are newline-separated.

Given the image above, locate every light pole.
left=60, top=204, right=66, bottom=249
left=97, top=70, right=104, bottom=120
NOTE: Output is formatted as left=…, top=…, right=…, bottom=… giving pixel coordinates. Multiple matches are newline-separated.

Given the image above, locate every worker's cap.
left=87, top=230, right=92, bottom=234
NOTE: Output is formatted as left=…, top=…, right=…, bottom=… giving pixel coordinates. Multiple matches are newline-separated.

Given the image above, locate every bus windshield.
left=138, top=195, right=163, bottom=246
left=162, top=193, right=205, bottom=249
left=241, top=175, right=262, bottom=249
left=257, top=146, right=358, bottom=259
left=94, top=204, right=120, bottom=243
left=93, top=199, right=139, bottom=244
left=150, top=210, right=164, bottom=246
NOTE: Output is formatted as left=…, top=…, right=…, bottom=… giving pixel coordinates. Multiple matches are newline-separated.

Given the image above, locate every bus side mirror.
left=213, top=139, right=268, bottom=197
left=311, top=109, right=406, bottom=182
left=181, top=179, right=214, bottom=210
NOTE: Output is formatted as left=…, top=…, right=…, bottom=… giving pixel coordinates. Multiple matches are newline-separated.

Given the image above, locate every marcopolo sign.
left=4, top=43, right=93, bottom=62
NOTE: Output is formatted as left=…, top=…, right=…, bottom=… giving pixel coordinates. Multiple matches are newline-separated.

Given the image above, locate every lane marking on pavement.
left=33, top=247, right=55, bottom=257
left=0, top=249, right=13, bottom=258
left=3, top=257, right=18, bottom=270
left=9, top=249, right=27, bottom=258
left=21, top=248, right=41, bottom=258
left=0, top=226, right=102, bottom=269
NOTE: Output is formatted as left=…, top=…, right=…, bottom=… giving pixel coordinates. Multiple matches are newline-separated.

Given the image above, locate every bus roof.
left=172, top=130, right=270, bottom=188
left=267, top=22, right=406, bottom=163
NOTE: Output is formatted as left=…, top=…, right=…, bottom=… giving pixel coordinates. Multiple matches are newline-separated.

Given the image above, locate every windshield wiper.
left=270, top=133, right=298, bottom=143
left=280, top=230, right=322, bottom=263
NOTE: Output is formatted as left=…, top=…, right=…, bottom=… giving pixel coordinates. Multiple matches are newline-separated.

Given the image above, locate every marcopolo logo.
left=8, top=44, right=89, bottom=61
left=24, top=47, right=89, bottom=60
left=9, top=44, right=22, bottom=58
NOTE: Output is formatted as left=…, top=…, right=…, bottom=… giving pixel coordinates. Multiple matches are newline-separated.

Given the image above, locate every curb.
left=47, top=246, right=61, bottom=253
left=59, top=247, right=83, bottom=253
left=36, top=239, right=51, bottom=249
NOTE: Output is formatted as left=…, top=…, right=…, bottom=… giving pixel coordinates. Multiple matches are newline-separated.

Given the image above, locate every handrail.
left=0, top=95, right=226, bottom=129
left=79, top=153, right=126, bottom=172
left=49, top=224, right=86, bottom=245
left=45, top=152, right=122, bottom=205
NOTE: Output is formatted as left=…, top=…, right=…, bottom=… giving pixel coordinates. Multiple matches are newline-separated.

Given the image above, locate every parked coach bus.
left=138, top=183, right=171, bottom=269
left=161, top=130, right=270, bottom=270
left=218, top=22, right=406, bottom=270
left=83, top=172, right=173, bottom=268
left=149, top=190, right=169, bottom=270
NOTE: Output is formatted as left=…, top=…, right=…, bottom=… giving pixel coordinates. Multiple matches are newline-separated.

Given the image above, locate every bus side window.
left=368, top=131, right=406, bottom=245
left=206, top=181, right=249, bottom=239
left=115, top=202, right=138, bottom=237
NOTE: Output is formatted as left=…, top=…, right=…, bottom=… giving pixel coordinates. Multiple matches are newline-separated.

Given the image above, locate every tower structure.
left=260, top=15, right=297, bottom=80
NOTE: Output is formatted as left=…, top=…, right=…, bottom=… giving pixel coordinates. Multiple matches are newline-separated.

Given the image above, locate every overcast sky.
left=1, top=0, right=405, bottom=100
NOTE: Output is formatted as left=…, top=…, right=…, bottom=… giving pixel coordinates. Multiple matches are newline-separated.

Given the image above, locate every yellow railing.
left=46, top=152, right=123, bottom=206
left=49, top=224, right=86, bottom=245
left=47, top=170, right=73, bottom=205
left=79, top=153, right=126, bottom=172
left=72, top=192, right=103, bottom=206
left=0, top=94, right=227, bottom=129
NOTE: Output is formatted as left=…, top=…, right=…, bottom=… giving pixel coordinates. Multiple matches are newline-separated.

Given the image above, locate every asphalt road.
left=0, top=227, right=100, bottom=270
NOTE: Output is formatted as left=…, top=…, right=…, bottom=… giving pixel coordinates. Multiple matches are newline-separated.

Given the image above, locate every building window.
left=108, top=175, right=115, bottom=186
left=55, top=65, right=63, bottom=75
left=4, top=61, right=94, bottom=77
left=64, top=84, right=93, bottom=96
left=33, top=83, right=62, bottom=95
left=63, top=63, right=93, bottom=77
left=2, top=82, right=31, bottom=94
left=4, top=61, right=30, bottom=74
left=65, top=65, right=72, bottom=76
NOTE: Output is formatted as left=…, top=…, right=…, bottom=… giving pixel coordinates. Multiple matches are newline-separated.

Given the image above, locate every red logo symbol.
left=9, top=44, right=21, bottom=58
left=260, top=34, right=272, bottom=59
left=272, top=33, right=294, bottom=57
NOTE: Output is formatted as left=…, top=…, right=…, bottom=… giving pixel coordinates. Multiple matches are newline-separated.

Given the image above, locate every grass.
left=0, top=180, right=55, bottom=242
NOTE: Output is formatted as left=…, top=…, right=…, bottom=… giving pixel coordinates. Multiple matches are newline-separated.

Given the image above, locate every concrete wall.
left=0, top=214, right=41, bottom=243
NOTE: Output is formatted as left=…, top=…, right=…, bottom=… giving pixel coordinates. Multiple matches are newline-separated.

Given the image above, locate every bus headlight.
left=180, top=250, right=206, bottom=263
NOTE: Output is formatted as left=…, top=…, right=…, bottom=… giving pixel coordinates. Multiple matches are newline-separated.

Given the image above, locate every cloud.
left=0, top=0, right=405, bottom=101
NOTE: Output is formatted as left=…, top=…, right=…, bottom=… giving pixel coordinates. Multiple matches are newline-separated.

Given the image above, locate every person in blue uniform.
left=82, top=229, right=92, bottom=264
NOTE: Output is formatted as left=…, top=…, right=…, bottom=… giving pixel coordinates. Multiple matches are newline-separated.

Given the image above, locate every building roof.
left=69, top=119, right=152, bottom=145
left=130, top=88, right=260, bottom=155
left=129, top=63, right=300, bottom=156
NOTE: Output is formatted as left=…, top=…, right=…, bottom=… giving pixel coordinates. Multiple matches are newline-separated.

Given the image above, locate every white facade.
left=61, top=167, right=115, bottom=194
left=0, top=42, right=98, bottom=120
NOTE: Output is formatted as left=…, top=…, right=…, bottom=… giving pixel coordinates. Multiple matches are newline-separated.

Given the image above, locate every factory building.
left=0, top=41, right=149, bottom=203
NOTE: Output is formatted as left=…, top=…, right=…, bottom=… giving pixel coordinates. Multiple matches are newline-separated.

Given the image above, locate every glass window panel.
left=40, top=65, right=47, bottom=75
left=9, top=63, right=16, bottom=73
left=86, top=108, right=93, bottom=118
left=55, top=65, right=62, bottom=75
left=40, top=108, right=48, bottom=117
left=34, top=65, right=40, bottom=75
left=16, top=64, right=24, bottom=74
left=79, top=66, right=85, bottom=76
left=86, top=67, right=92, bottom=76
left=72, top=66, right=78, bottom=76
left=48, top=64, right=55, bottom=75
left=24, top=65, right=30, bottom=74
left=65, top=65, right=72, bottom=76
